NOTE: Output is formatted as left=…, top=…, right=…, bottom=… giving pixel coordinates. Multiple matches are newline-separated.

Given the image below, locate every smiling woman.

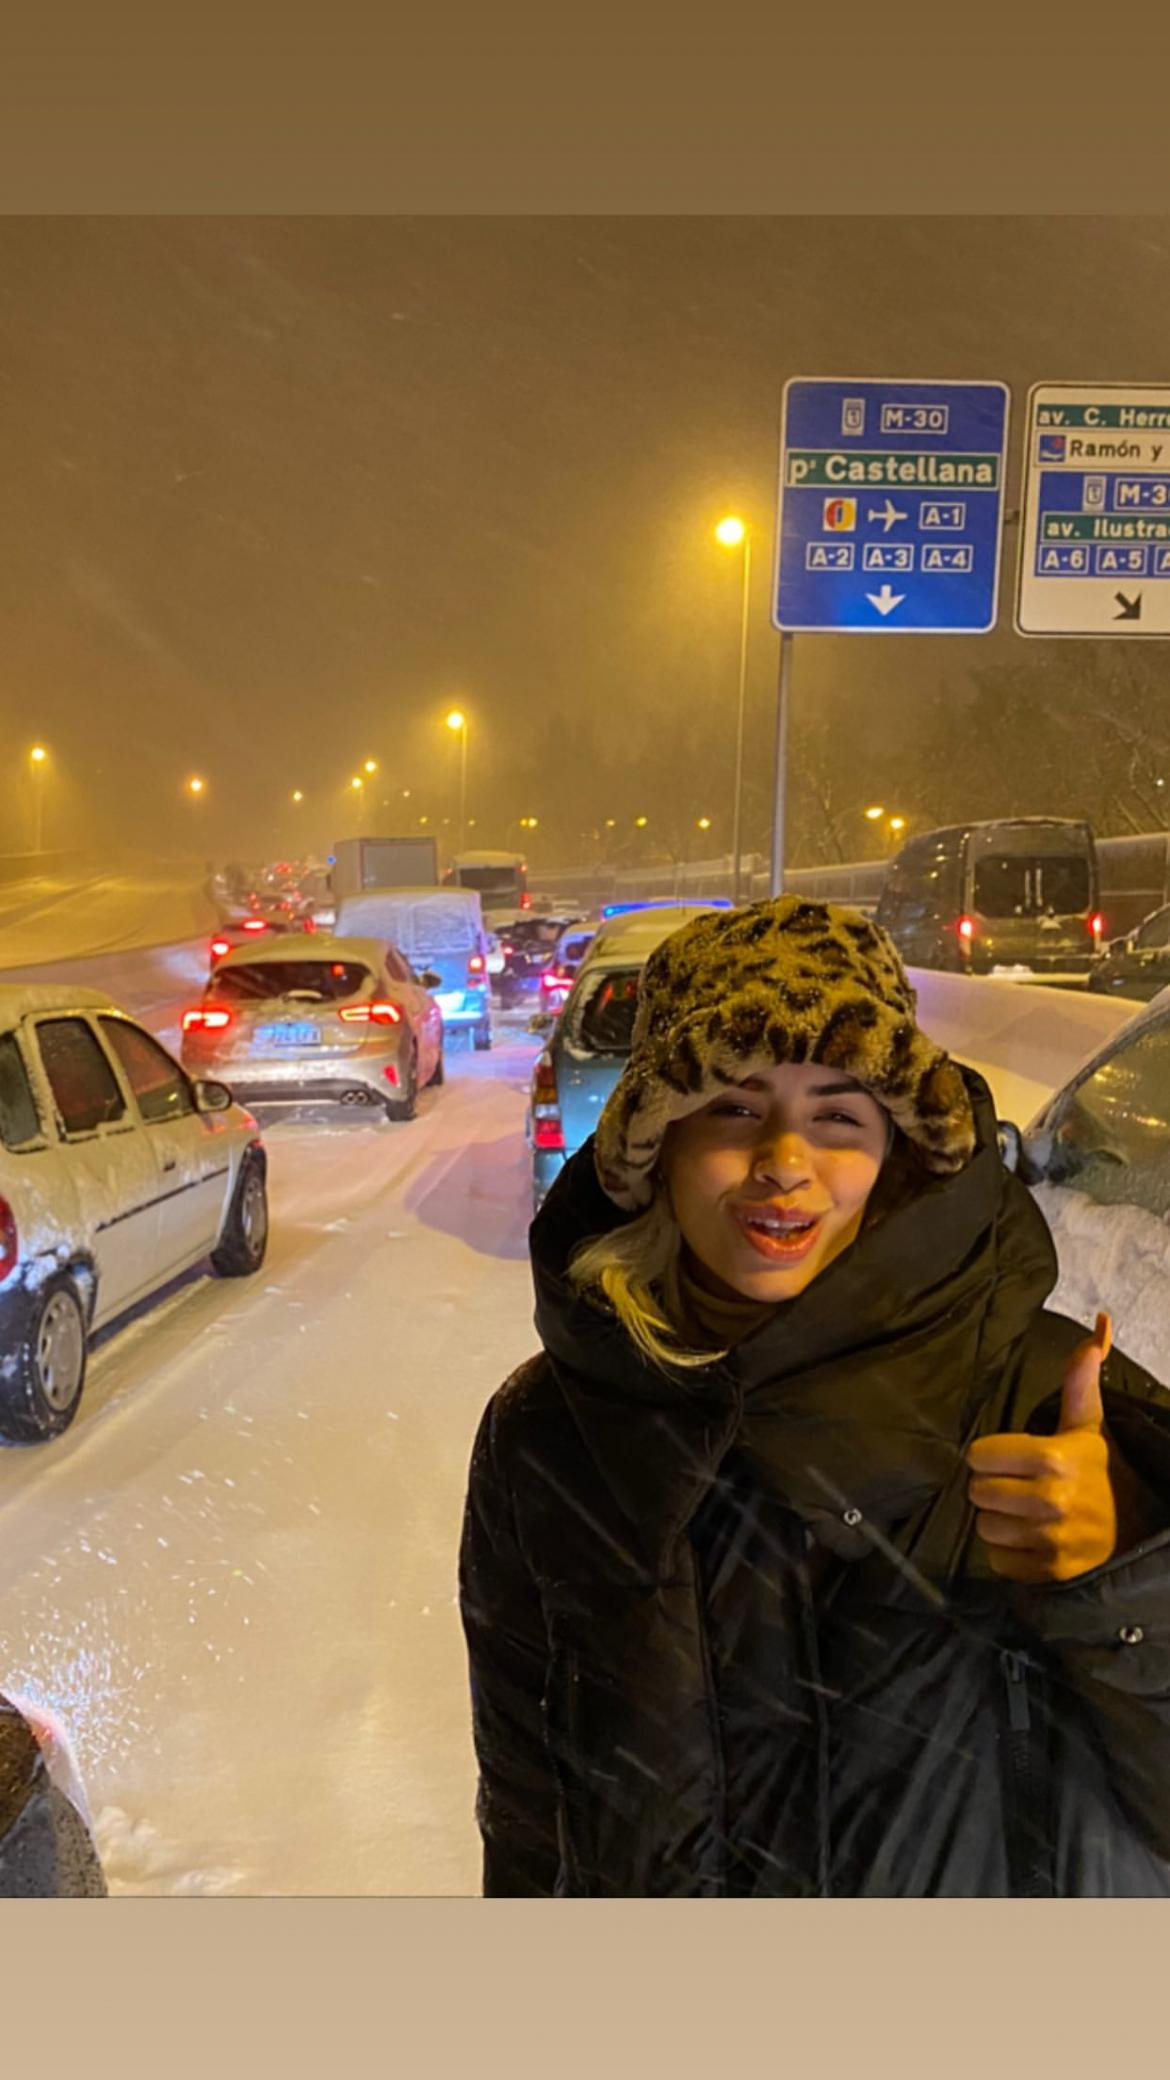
left=460, top=894, right=1170, bottom=1900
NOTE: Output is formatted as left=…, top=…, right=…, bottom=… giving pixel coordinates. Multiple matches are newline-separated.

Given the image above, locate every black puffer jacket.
left=459, top=1071, right=1170, bottom=1896
left=0, top=1694, right=106, bottom=1896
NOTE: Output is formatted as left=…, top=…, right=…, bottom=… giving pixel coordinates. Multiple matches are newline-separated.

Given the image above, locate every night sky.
left=3, top=216, right=1169, bottom=864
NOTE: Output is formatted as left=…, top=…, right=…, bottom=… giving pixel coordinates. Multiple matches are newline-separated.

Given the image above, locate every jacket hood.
left=529, top=1065, right=1059, bottom=1556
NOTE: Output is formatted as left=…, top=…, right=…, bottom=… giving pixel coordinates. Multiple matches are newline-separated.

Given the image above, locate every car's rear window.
left=577, top=971, right=642, bottom=1054
left=0, top=1033, right=42, bottom=1148
left=212, top=960, right=373, bottom=1003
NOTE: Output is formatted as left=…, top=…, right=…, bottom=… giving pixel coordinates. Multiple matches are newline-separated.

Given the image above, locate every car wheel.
left=386, top=1046, right=419, bottom=1121
left=0, top=1273, right=88, bottom=1444
left=430, top=1036, right=445, bottom=1087
left=211, top=1151, right=269, bottom=1277
left=474, top=1023, right=492, bottom=1051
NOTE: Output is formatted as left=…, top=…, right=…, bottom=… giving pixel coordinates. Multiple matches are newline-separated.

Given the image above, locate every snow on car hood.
left=1031, top=1180, right=1170, bottom=1385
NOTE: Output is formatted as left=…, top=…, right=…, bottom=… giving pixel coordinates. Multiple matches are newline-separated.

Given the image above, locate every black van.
left=874, top=818, right=1102, bottom=978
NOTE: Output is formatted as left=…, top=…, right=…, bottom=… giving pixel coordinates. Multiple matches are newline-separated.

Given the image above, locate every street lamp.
left=697, top=816, right=712, bottom=832
left=350, top=776, right=363, bottom=793
left=634, top=815, right=648, bottom=829
left=865, top=805, right=885, bottom=822
left=29, top=745, right=49, bottom=852
left=186, top=774, right=206, bottom=798
left=446, top=709, right=469, bottom=853
left=363, top=758, right=378, bottom=775
left=716, top=515, right=752, bottom=904
left=291, top=789, right=304, bottom=804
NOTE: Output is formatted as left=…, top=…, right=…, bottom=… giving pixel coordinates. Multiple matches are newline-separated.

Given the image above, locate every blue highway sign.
left=773, top=378, right=1010, bottom=633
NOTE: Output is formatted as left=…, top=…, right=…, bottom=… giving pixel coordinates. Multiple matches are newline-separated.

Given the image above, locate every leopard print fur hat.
left=593, top=896, right=977, bottom=1211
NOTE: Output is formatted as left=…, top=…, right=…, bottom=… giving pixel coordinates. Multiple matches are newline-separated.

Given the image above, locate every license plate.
left=254, top=1022, right=321, bottom=1046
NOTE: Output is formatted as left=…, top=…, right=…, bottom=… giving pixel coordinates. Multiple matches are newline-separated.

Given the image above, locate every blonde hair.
left=568, top=1188, right=726, bottom=1374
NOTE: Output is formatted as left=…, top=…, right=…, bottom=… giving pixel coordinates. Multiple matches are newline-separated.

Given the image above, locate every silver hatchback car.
left=180, top=936, right=444, bottom=1121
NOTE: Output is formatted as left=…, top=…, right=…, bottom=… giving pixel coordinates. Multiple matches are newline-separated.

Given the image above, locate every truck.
left=442, top=848, right=528, bottom=914
left=329, top=834, right=439, bottom=904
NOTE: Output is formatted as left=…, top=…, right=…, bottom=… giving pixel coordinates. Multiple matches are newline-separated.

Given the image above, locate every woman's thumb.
left=1057, top=1310, right=1112, bottom=1433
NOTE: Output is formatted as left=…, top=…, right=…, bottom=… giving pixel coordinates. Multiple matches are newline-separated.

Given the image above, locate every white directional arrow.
left=866, top=584, right=905, bottom=616
left=867, top=498, right=909, bottom=532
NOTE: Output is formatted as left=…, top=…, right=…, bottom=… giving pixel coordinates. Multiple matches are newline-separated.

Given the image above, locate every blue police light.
left=600, top=898, right=733, bottom=919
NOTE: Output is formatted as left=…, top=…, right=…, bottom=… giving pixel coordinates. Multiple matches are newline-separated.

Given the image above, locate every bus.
left=1095, top=830, right=1170, bottom=940
left=874, top=818, right=1102, bottom=978
left=445, top=849, right=529, bottom=914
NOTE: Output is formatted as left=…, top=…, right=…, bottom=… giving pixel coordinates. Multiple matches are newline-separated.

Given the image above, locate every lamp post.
left=29, top=744, right=49, bottom=852
left=446, top=710, right=469, bottom=853
left=715, top=516, right=752, bottom=905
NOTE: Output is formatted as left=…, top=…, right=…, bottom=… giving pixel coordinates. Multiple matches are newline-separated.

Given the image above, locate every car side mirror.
left=420, top=969, right=442, bottom=990
left=193, top=1079, right=234, bottom=1114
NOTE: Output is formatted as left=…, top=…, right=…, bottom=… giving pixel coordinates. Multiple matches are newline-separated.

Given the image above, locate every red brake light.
left=183, top=1007, right=232, bottom=1032
left=957, top=916, right=975, bottom=942
left=242, top=918, right=268, bottom=933
left=0, top=1195, right=18, bottom=1283
left=339, top=1001, right=402, bottom=1026
left=1089, top=912, right=1105, bottom=938
left=210, top=938, right=230, bottom=958
left=468, top=954, right=486, bottom=974
left=520, top=893, right=531, bottom=910
left=531, top=1055, right=564, bottom=1151
left=541, top=967, right=568, bottom=990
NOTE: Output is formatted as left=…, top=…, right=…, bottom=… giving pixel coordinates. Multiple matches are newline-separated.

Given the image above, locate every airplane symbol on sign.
left=867, top=499, right=909, bottom=533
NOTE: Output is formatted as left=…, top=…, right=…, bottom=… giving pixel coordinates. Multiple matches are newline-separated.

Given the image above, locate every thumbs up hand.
left=966, top=1314, right=1118, bottom=1584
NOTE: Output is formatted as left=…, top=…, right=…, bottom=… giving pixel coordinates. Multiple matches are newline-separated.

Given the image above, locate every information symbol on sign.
left=841, top=398, right=865, bottom=436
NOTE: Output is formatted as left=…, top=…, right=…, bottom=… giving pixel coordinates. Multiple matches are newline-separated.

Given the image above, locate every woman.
left=460, top=897, right=1170, bottom=1896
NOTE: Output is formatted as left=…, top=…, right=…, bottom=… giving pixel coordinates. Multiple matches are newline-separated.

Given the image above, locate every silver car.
left=180, top=936, right=444, bottom=1121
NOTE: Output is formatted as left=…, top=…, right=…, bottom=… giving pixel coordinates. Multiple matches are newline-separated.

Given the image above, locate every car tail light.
left=520, top=892, right=531, bottom=911
left=467, top=954, right=486, bottom=975
left=500, top=943, right=514, bottom=957
left=541, top=966, right=568, bottom=991
left=957, top=916, right=975, bottom=943
left=242, top=918, right=268, bottom=934
left=183, top=1007, right=232, bottom=1032
left=0, top=1195, right=18, bottom=1283
left=1089, top=912, right=1105, bottom=939
left=532, top=1054, right=565, bottom=1151
left=210, top=937, right=231, bottom=959
left=339, top=1001, right=402, bottom=1026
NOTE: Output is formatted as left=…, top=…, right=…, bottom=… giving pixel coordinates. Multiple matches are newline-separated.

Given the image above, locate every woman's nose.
left=751, top=1134, right=813, bottom=1188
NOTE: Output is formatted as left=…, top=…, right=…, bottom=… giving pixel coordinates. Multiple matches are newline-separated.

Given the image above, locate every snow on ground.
left=0, top=1017, right=542, bottom=1896
left=0, top=866, right=217, bottom=971
left=0, top=921, right=1144, bottom=1895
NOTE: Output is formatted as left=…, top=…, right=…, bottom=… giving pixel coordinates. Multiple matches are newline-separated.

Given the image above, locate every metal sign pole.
left=769, top=632, right=793, bottom=898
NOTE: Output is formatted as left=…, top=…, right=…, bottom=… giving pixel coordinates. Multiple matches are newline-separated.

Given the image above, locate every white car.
left=0, top=984, right=268, bottom=1444
left=1001, top=987, right=1170, bottom=1382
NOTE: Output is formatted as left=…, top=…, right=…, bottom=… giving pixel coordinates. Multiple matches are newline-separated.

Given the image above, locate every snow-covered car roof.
left=214, top=935, right=391, bottom=972
left=584, top=904, right=722, bottom=964
left=0, top=983, right=117, bottom=1026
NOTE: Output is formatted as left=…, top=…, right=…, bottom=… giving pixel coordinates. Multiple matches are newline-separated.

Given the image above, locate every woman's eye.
left=817, top=1110, right=863, bottom=1128
left=708, top=1102, right=756, bottom=1119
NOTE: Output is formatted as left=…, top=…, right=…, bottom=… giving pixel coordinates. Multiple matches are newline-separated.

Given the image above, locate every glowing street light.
left=363, top=758, right=378, bottom=775
left=865, top=805, right=885, bottom=821
left=889, top=815, right=907, bottom=834
left=350, top=776, right=363, bottom=793
left=634, top=815, right=648, bottom=829
left=715, top=514, right=752, bottom=903
left=697, top=816, right=712, bottom=832
left=186, top=775, right=206, bottom=798
left=291, top=789, right=304, bottom=804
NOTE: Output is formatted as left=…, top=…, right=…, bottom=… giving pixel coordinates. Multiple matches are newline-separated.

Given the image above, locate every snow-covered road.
left=0, top=920, right=1142, bottom=1895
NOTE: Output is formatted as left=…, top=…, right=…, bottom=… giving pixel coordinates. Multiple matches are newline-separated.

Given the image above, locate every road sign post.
left=767, top=377, right=1010, bottom=894
left=1016, top=383, right=1170, bottom=637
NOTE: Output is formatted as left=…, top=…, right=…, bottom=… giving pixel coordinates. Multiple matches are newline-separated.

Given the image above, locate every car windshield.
left=972, top=854, right=1090, bottom=916
left=212, top=960, right=372, bottom=1003
left=576, top=971, right=642, bottom=1054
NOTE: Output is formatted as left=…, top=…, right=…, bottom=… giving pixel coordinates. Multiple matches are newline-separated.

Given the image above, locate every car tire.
left=211, top=1151, right=269, bottom=1277
left=430, top=1036, right=445, bottom=1088
left=385, top=1046, right=419, bottom=1122
left=474, top=1023, right=492, bottom=1051
left=0, top=1273, right=89, bottom=1444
